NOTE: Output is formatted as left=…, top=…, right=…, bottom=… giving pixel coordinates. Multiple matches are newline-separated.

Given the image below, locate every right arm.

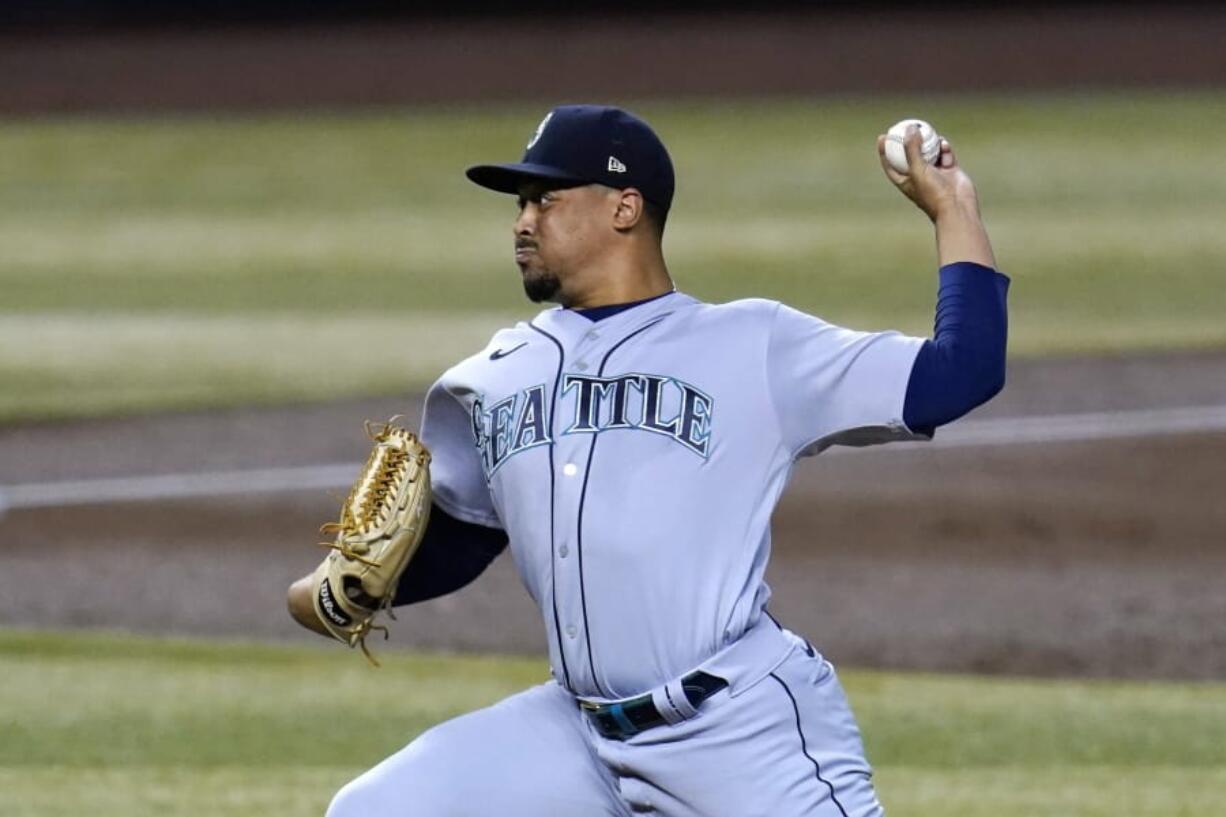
left=764, top=127, right=1007, bottom=455
left=876, top=124, right=996, bottom=268
left=878, top=126, right=1009, bottom=435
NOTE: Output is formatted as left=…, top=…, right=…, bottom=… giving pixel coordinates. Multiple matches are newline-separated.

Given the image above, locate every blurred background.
left=1, top=2, right=1224, bottom=815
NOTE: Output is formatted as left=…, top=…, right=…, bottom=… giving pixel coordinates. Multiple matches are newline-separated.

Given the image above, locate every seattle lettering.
left=472, top=373, right=714, bottom=477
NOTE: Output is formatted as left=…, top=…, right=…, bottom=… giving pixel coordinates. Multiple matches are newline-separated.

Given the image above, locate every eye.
left=516, top=196, right=527, bottom=211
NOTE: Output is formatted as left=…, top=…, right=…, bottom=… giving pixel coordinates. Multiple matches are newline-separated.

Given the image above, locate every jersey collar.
left=530, top=291, right=698, bottom=344
left=572, top=289, right=676, bottom=322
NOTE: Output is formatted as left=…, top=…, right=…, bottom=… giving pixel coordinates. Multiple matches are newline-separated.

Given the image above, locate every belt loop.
left=657, top=678, right=698, bottom=723
left=649, top=687, right=683, bottom=725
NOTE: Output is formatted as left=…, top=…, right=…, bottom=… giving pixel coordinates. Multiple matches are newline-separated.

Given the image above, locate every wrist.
left=932, top=194, right=981, bottom=226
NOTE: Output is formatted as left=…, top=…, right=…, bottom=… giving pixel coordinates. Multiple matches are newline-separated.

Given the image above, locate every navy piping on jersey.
left=575, top=315, right=670, bottom=697
left=769, top=672, right=852, bottom=817
left=527, top=322, right=573, bottom=691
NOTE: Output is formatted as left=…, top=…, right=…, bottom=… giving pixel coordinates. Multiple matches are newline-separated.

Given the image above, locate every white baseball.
left=884, top=118, right=942, bottom=174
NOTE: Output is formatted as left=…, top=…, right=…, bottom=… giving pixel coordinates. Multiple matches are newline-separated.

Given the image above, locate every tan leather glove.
left=311, top=418, right=431, bottom=665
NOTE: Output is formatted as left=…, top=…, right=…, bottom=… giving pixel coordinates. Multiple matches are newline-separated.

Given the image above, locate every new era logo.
left=607, top=156, right=627, bottom=173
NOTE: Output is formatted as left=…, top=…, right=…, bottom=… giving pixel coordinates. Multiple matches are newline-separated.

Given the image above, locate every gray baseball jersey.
left=420, top=291, right=925, bottom=700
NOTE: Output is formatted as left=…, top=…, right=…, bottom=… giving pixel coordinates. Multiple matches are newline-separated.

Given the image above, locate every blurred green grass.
left=2, top=629, right=1223, bottom=816
left=3, top=92, right=1225, bottom=421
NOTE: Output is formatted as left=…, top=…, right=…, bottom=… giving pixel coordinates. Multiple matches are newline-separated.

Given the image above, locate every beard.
left=521, top=266, right=562, bottom=304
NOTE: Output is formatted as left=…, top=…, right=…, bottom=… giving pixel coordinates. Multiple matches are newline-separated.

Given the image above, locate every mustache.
left=515, top=239, right=538, bottom=251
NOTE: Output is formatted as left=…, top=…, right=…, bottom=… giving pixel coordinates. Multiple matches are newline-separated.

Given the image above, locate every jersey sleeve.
left=419, top=379, right=503, bottom=529
left=767, top=302, right=928, bottom=457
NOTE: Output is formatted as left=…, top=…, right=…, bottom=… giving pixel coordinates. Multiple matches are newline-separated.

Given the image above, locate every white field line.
left=0, top=464, right=360, bottom=511
left=1, top=404, right=1224, bottom=511
left=846, top=402, right=1226, bottom=454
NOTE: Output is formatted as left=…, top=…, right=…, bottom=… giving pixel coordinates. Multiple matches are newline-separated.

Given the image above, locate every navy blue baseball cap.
left=466, top=105, right=675, bottom=212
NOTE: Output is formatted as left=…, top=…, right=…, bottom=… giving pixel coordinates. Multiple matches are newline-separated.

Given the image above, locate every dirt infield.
left=2, top=6, right=1226, bottom=114
left=2, top=352, right=1224, bottom=680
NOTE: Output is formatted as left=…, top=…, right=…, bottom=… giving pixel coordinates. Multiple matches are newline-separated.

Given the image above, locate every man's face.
left=513, top=180, right=617, bottom=305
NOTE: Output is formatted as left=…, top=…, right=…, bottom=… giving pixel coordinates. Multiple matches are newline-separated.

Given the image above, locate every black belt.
left=579, top=671, right=728, bottom=740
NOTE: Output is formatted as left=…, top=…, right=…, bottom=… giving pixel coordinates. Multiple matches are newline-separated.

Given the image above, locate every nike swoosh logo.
left=489, top=342, right=528, bottom=361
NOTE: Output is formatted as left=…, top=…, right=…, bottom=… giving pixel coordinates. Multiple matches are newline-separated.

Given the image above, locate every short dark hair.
left=643, top=198, right=669, bottom=238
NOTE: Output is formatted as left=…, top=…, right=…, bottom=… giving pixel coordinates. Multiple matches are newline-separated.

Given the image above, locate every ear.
left=611, top=188, right=645, bottom=232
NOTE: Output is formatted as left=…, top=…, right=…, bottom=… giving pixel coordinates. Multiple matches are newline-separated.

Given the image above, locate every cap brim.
left=465, top=162, right=590, bottom=194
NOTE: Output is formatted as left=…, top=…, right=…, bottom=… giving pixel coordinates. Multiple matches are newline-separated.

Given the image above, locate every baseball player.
left=288, top=104, right=1008, bottom=816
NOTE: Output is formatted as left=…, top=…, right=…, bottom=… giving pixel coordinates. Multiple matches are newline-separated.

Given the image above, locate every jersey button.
left=559, top=545, right=569, bottom=558
left=574, top=361, right=589, bottom=371
left=584, top=331, right=599, bottom=341
left=565, top=625, right=578, bottom=638
left=562, top=463, right=578, bottom=477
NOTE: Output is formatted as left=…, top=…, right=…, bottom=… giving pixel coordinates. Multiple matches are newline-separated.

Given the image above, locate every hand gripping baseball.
left=877, top=125, right=997, bottom=269
left=876, top=125, right=979, bottom=223
left=310, top=418, right=432, bottom=665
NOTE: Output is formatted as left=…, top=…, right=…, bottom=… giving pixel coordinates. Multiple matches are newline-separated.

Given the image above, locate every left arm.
left=284, top=502, right=507, bottom=637
left=391, top=503, right=507, bottom=606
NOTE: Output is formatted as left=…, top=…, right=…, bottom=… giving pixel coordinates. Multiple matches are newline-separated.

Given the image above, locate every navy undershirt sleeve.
left=902, top=262, right=1010, bottom=436
left=391, top=502, right=508, bottom=607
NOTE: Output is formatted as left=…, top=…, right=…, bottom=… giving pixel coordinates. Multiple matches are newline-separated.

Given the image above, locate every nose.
left=514, top=202, right=536, bottom=237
